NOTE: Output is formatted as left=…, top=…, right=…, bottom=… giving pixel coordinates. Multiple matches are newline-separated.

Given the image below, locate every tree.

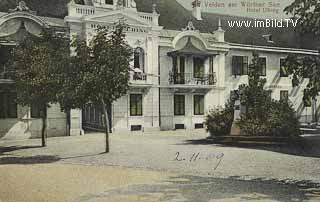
left=284, top=0, right=320, bottom=122
left=70, top=22, right=133, bottom=153
left=239, top=51, right=271, bottom=119
left=284, top=0, right=320, bottom=36
left=10, top=29, right=70, bottom=147
left=237, top=52, right=300, bottom=137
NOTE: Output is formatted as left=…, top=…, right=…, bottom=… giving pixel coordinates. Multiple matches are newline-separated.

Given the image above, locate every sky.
left=176, top=0, right=295, bottom=19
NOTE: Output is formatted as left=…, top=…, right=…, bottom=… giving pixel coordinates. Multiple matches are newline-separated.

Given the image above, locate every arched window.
left=105, top=0, right=113, bottom=4
left=133, top=47, right=145, bottom=71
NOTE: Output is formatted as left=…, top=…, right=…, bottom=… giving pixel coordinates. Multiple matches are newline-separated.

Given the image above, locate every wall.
left=0, top=104, right=68, bottom=139
left=225, top=48, right=320, bottom=123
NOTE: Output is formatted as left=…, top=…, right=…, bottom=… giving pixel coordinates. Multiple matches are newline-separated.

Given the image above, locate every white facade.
left=0, top=0, right=319, bottom=138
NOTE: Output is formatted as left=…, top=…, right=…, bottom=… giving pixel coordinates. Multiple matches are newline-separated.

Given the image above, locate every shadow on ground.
left=0, top=155, right=61, bottom=165
left=180, top=136, right=320, bottom=158
left=0, top=145, right=42, bottom=155
left=82, top=175, right=320, bottom=202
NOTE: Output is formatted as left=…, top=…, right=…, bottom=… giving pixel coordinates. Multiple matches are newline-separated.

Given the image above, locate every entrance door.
left=82, top=104, right=112, bottom=133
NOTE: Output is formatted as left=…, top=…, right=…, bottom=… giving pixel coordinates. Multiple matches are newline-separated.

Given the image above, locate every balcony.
left=0, top=65, right=14, bottom=83
left=129, top=72, right=152, bottom=88
left=68, top=3, right=95, bottom=17
left=169, top=72, right=217, bottom=86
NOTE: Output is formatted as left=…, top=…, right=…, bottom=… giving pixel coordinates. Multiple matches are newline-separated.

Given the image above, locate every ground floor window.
left=280, top=90, right=289, bottom=102
left=0, top=92, right=17, bottom=119
left=194, top=95, right=204, bottom=115
left=130, top=94, right=143, bottom=116
left=174, top=95, right=185, bottom=116
left=31, top=103, right=46, bottom=118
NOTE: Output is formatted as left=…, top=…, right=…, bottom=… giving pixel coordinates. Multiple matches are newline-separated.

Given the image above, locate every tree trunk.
left=41, top=111, right=47, bottom=147
left=101, top=100, right=110, bottom=153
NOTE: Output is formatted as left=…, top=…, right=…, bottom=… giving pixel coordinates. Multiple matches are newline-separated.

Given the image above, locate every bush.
left=237, top=100, right=301, bottom=137
left=205, top=100, right=234, bottom=137
left=236, top=51, right=301, bottom=138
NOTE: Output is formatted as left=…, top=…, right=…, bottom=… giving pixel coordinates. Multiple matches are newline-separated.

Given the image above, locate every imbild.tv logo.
left=227, top=19, right=298, bottom=28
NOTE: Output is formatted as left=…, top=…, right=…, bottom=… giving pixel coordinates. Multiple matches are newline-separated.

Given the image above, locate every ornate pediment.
left=9, top=1, right=37, bottom=15
left=86, top=11, right=150, bottom=26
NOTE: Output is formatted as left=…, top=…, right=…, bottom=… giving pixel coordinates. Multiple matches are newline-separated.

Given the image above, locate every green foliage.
left=284, top=0, right=320, bottom=36
left=69, top=21, right=133, bottom=152
left=9, top=28, right=70, bottom=146
left=70, top=22, right=133, bottom=107
left=284, top=1, right=320, bottom=122
left=239, top=51, right=271, bottom=120
left=238, top=101, right=301, bottom=137
left=284, top=54, right=320, bottom=100
left=237, top=52, right=301, bottom=137
left=10, top=28, right=69, bottom=109
left=205, top=99, right=234, bottom=137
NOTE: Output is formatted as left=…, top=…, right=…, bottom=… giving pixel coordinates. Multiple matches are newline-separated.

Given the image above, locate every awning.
left=167, top=37, right=218, bottom=57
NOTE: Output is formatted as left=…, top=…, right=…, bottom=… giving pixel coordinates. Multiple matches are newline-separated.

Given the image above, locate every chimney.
left=192, top=0, right=202, bottom=20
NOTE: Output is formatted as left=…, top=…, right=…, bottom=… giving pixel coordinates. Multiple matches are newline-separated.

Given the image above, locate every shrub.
left=205, top=100, right=234, bottom=137
left=237, top=100, right=301, bottom=137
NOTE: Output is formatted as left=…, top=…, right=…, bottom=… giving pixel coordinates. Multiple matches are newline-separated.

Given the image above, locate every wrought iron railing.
left=130, top=72, right=149, bottom=85
left=169, top=72, right=217, bottom=85
left=0, top=65, right=14, bottom=80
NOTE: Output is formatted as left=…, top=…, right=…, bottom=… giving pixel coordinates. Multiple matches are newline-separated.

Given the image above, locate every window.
left=258, top=57, right=267, bottom=76
left=232, top=56, right=248, bottom=75
left=133, top=47, right=144, bottom=71
left=194, top=95, right=204, bottom=115
left=31, top=103, right=46, bottom=118
left=173, top=56, right=185, bottom=84
left=105, top=0, right=113, bottom=4
left=303, top=90, right=312, bottom=107
left=0, top=92, right=17, bottom=119
left=0, top=46, right=13, bottom=79
left=280, top=90, right=289, bottom=102
left=130, top=94, right=143, bottom=116
left=280, top=58, right=289, bottom=77
left=193, top=57, right=205, bottom=78
left=174, top=95, right=185, bottom=116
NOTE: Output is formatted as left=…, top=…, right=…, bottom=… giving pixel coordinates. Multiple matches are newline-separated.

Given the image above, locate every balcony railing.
left=169, top=72, right=217, bottom=85
left=0, top=65, right=14, bottom=80
left=130, top=72, right=149, bottom=85
left=68, top=3, right=95, bottom=17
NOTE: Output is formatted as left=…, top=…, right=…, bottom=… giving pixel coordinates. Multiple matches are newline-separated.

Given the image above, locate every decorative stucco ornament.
left=9, top=1, right=30, bottom=12
left=183, top=21, right=196, bottom=31
left=130, top=0, right=136, bottom=8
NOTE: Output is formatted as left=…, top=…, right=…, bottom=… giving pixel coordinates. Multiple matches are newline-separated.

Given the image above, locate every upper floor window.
left=105, top=0, right=113, bottom=4
left=257, top=57, right=267, bottom=76
left=0, top=92, right=17, bottom=119
left=232, top=56, right=248, bottom=76
left=134, top=47, right=145, bottom=71
left=280, top=58, right=289, bottom=77
left=173, top=56, right=185, bottom=84
left=193, top=57, right=205, bottom=78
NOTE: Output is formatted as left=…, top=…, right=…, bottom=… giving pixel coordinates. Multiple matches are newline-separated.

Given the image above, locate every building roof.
left=0, top=0, right=318, bottom=50
left=167, top=37, right=217, bottom=57
left=135, top=0, right=319, bottom=50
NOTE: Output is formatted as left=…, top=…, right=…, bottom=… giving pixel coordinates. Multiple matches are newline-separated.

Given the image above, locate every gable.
left=86, top=12, right=149, bottom=26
